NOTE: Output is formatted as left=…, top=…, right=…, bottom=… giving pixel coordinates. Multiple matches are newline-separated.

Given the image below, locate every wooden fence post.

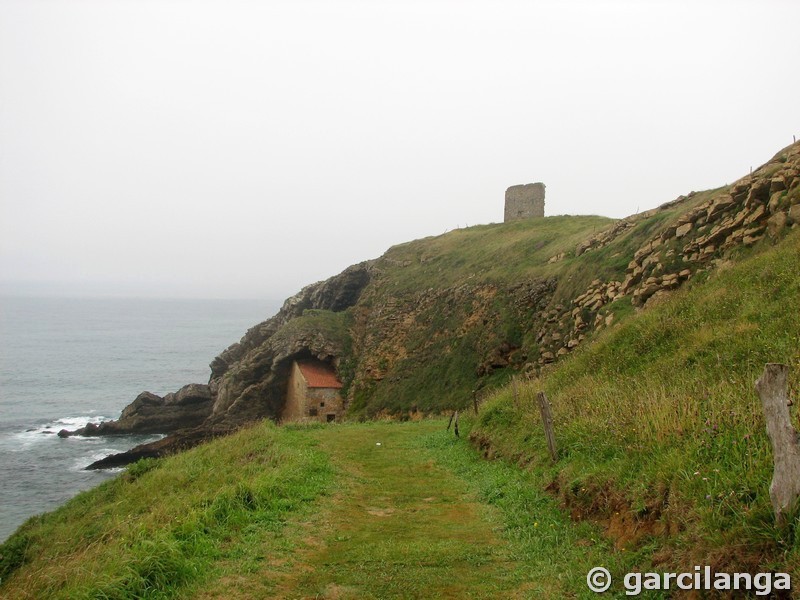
left=512, top=376, right=519, bottom=410
left=756, top=363, right=800, bottom=526
left=454, top=410, right=460, bottom=438
left=537, top=391, right=558, bottom=462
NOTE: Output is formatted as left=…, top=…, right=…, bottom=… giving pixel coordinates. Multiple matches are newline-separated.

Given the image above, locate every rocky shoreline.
left=59, top=262, right=374, bottom=468
left=82, top=426, right=229, bottom=470
left=56, top=383, right=221, bottom=469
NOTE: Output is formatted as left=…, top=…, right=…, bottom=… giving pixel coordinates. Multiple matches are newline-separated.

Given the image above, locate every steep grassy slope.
left=342, top=142, right=798, bottom=418
left=342, top=211, right=683, bottom=415
left=470, top=227, right=800, bottom=575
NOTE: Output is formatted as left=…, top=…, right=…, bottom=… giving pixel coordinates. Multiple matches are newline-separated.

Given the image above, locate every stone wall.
left=281, top=361, right=344, bottom=423
left=307, top=388, right=344, bottom=422
left=504, top=183, right=545, bottom=222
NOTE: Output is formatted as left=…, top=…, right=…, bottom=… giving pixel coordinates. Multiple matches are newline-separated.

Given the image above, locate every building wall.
left=504, top=183, right=545, bottom=222
left=281, top=361, right=345, bottom=423
left=307, top=387, right=345, bottom=422
left=282, top=361, right=308, bottom=422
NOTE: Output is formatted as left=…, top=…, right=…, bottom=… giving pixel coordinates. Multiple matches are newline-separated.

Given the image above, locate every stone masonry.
left=504, top=183, right=545, bottom=222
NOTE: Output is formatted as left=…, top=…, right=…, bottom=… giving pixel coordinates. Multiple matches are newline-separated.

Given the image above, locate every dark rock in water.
left=60, top=384, right=215, bottom=437
left=85, top=426, right=230, bottom=470
left=59, top=421, right=101, bottom=437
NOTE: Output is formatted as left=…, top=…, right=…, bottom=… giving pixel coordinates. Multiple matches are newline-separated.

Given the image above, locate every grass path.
left=193, top=420, right=625, bottom=599
left=273, top=421, right=520, bottom=598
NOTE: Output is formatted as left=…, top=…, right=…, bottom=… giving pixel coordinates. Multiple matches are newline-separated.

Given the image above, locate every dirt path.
left=269, top=421, right=521, bottom=599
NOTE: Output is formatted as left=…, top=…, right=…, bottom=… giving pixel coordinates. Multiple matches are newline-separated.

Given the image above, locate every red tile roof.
left=297, top=360, right=343, bottom=389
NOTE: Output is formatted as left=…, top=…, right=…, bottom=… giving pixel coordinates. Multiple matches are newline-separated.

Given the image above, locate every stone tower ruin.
left=504, top=182, right=545, bottom=222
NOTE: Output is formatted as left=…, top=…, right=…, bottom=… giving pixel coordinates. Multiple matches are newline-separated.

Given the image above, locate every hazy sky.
left=1, top=0, right=798, bottom=300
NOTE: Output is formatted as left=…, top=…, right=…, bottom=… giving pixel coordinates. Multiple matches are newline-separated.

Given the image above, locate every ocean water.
left=0, top=296, right=277, bottom=542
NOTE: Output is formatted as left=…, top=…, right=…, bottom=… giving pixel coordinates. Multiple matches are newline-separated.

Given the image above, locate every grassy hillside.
left=344, top=194, right=721, bottom=417
left=470, top=227, right=800, bottom=574
left=372, top=192, right=716, bottom=300
left=375, top=215, right=615, bottom=292
left=0, top=423, right=333, bottom=599
left=199, top=141, right=798, bottom=427
left=7, top=418, right=729, bottom=599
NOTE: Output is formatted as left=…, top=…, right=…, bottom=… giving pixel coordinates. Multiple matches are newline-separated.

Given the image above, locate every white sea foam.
left=10, top=415, right=113, bottom=448
left=53, top=415, right=112, bottom=428
left=72, top=450, right=125, bottom=473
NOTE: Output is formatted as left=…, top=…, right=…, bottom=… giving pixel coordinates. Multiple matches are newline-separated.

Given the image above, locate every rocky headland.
left=65, top=141, right=800, bottom=468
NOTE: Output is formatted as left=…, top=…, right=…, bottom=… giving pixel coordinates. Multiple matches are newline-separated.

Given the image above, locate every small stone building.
left=504, top=182, right=545, bottom=222
left=281, top=359, right=344, bottom=423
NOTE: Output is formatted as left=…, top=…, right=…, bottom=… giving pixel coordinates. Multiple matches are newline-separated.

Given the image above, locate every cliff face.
left=208, top=262, right=372, bottom=382
left=206, top=261, right=372, bottom=425
left=80, top=141, right=800, bottom=465
left=345, top=277, right=557, bottom=414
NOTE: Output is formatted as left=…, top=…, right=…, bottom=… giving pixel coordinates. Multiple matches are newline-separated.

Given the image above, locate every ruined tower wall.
left=504, top=183, right=545, bottom=222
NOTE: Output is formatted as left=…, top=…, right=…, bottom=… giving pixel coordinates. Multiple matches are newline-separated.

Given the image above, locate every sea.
left=0, top=295, right=278, bottom=543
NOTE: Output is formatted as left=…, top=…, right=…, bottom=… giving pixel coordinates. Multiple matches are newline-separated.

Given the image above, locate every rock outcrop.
left=63, top=261, right=374, bottom=465
left=205, top=261, right=372, bottom=426
left=528, top=141, right=800, bottom=365
left=346, top=277, right=556, bottom=408
left=59, top=384, right=214, bottom=437
left=84, top=426, right=229, bottom=469
left=209, top=261, right=372, bottom=380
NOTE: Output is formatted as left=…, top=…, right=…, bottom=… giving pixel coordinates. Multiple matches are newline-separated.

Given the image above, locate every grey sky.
left=1, top=0, right=798, bottom=300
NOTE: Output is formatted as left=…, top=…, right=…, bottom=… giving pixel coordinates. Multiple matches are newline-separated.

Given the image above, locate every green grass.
left=420, top=420, right=664, bottom=598
left=1, top=419, right=674, bottom=599
left=6, top=356, right=799, bottom=598
left=270, top=308, right=352, bottom=354
left=375, top=215, right=614, bottom=294
left=470, top=228, right=800, bottom=574
left=286, top=419, right=667, bottom=598
left=0, top=422, right=333, bottom=599
left=276, top=421, right=524, bottom=598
